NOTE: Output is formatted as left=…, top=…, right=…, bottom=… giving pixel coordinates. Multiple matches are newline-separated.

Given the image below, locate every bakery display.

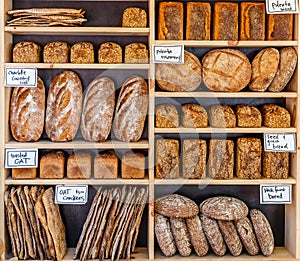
left=186, top=2, right=211, bottom=40
left=67, top=152, right=92, bottom=179
left=158, top=2, right=183, bottom=40
left=13, top=41, right=41, bottom=63
left=121, top=151, right=145, bottom=179
left=209, top=104, right=236, bottom=128
left=10, top=76, right=45, bottom=142
left=43, top=41, right=69, bottom=63
left=122, top=7, right=147, bottom=27
left=124, top=43, right=148, bottom=64
left=181, top=104, right=208, bottom=128
left=11, top=168, right=37, bottom=179
left=98, top=42, right=122, bottom=64
left=267, top=14, right=293, bottom=40
left=155, top=104, right=179, bottom=128
left=94, top=150, right=118, bottom=179
left=263, top=151, right=289, bottom=179
left=40, top=151, right=65, bottom=179
left=261, top=104, right=291, bottom=128
left=235, top=104, right=262, bottom=127
left=70, top=42, right=94, bottom=63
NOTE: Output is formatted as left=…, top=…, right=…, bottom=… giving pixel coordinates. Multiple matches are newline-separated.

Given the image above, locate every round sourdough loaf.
left=155, top=194, right=199, bottom=218
left=45, top=70, right=82, bottom=142
left=202, top=48, right=251, bottom=92
left=10, top=76, right=45, bottom=142
left=199, top=196, right=248, bottom=220
left=81, top=77, right=115, bottom=142
left=155, top=50, right=202, bottom=92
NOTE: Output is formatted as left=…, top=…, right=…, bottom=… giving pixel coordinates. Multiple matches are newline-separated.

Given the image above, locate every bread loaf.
left=124, top=43, right=148, bottom=64
left=40, top=151, right=65, bottom=179
left=209, top=105, right=236, bottom=128
left=10, top=76, right=45, bottom=142
left=67, top=152, right=92, bottom=179
left=235, top=104, right=262, bottom=127
left=263, top=151, right=289, bottom=179
left=81, top=77, right=115, bottom=142
left=121, top=151, right=145, bottom=179
left=45, top=70, right=82, bottom=142
left=155, top=104, right=179, bottom=128
left=112, top=75, right=148, bottom=142
left=267, top=14, right=293, bottom=40
left=202, top=49, right=251, bottom=92
left=70, top=42, right=94, bottom=64
left=155, top=194, right=199, bottom=218
left=156, top=50, right=202, bottom=92
left=181, top=104, right=208, bottom=128
left=94, top=150, right=118, bottom=179
left=13, top=41, right=41, bottom=63
left=122, top=7, right=147, bottom=27
left=98, top=42, right=122, bottom=64
left=43, top=41, right=69, bottom=63
left=12, top=168, right=37, bottom=179
left=261, top=104, right=291, bottom=128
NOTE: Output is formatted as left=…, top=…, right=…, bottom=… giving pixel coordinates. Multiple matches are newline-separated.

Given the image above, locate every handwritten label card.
left=5, top=68, right=37, bottom=87
left=55, top=185, right=88, bottom=205
left=266, top=0, right=299, bottom=13
left=5, top=149, right=38, bottom=168
left=153, top=45, right=184, bottom=64
left=264, top=133, right=296, bottom=152
left=260, top=185, right=292, bottom=204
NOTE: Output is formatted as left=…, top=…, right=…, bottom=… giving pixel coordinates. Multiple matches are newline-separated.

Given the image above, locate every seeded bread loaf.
left=70, top=42, right=94, bottom=64
left=235, top=104, right=262, bottom=127
left=209, top=105, right=236, bottom=128
left=94, top=150, right=118, bottom=179
left=43, top=41, right=69, bottom=63
left=122, top=7, right=147, bottom=27
left=267, top=14, right=293, bottom=40
left=13, top=41, right=41, bottom=63
left=124, top=43, right=148, bottom=64
left=98, top=42, right=122, bottom=64
left=261, top=104, right=291, bottom=128
left=263, top=151, right=289, bottom=179
left=155, top=104, right=179, bottom=128
left=181, top=104, right=208, bottom=128
left=67, top=152, right=92, bottom=179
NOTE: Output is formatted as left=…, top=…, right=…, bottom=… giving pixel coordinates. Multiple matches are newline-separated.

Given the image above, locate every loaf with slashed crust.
left=181, top=103, right=208, bottom=128
left=43, top=41, right=69, bottom=63
left=81, top=77, right=115, bottom=142
left=10, top=76, right=45, bottom=142
left=267, top=14, right=293, bottom=40
left=112, top=75, right=148, bottom=142
left=45, top=70, right=82, bottom=142
left=13, top=41, right=41, bottom=63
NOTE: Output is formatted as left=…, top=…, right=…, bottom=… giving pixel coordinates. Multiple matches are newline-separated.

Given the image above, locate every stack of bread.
left=155, top=194, right=274, bottom=257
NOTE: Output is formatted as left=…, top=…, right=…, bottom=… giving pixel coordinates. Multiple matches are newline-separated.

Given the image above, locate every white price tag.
left=5, top=149, right=38, bottom=168
left=153, top=45, right=184, bottom=64
left=266, top=0, right=299, bottom=13
left=264, top=133, right=296, bottom=152
left=260, top=185, right=292, bottom=204
left=5, top=68, right=37, bottom=87
left=55, top=185, right=88, bottom=205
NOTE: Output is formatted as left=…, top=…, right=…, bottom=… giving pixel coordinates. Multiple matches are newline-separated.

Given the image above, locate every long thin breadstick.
left=8, top=8, right=84, bottom=16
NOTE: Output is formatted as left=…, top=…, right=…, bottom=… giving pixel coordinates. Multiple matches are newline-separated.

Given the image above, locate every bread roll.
left=46, top=70, right=82, bottom=142
left=267, top=14, right=293, bottom=40
left=10, top=76, right=45, bottom=142
left=122, top=7, right=147, bottom=27
left=98, top=42, right=122, bottom=64
left=13, top=41, right=41, bottom=63
left=181, top=104, right=208, bottom=128
left=43, top=42, right=69, bottom=63
left=155, top=104, right=179, bottom=128
left=113, top=75, right=148, bottom=142
left=81, top=77, right=115, bottom=142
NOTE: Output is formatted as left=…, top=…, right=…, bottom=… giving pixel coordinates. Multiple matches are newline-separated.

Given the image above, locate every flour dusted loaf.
left=67, top=152, right=92, bottom=179
left=70, top=42, right=94, bottom=63
left=10, top=76, right=45, bottom=142
left=12, top=168, right=37, bottom=179
left=40, top=151, right=65, bottom=179
left=186, top=2, right=211, bottom=40
left=156, top=50, right=202, bottom=92
left=267, top=14, right=293, bottom=40
left=155, top=194, right=199, bottom=218
left=98, top=42, right=122, bottom=64
left=200, top=196, right=248, bottom=220
left=263, top=151, right=289, bottom=179
left=209, top=105, right=236, bottom=128
left=94, top=150, right=118, bottom=179
left=81, top=77, right=115, bottom=142
left=113, top=75, right=148, bottom=142
left=249, top=48, right=280, bottom=92
left=181, top=104, right=208, bottom=128
left=268, top=47, right=297, bottom=92
left=43, top=41, right=69, bottom=63
left=155, top=104, right=179, bottom=128
left=240, top=2, right=265, bottom=40
left=235, top=104, right=262, bottom=127
left=124, top=43, right=148, bottom=64
left=121, top=151, right=145, bottom=179
left=261, top=104, right=291, bottom=128
left=45, top=70, right=82, bottom=142
left=158, top=2, right=183, bottom=40
left=13, top=41, right=41, bottom=63
left=202, top=49, right=251, bottom=92
left=122, top=7, right=147, bottom=27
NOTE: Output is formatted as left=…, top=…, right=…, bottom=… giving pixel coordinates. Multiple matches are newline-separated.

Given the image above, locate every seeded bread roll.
left=182, top=139, right=207, bottom=179
left=70, top=42, right=94, bottom=64
left=12, top=168, right=37, bottom=179
left=181, top=104, right=208, bottom=128
left=156, top=139, right=179, bottom=179
left=67, top=152, right=92, bottom=179
left=240, top=2, right=265, bottom=40
left=236, top=138, right=262, bottom=179
left=94, top=150, right=118, bottom=179
left=124, top=43, right=148, bottom=64
left=249, top=48, right=280, bottom=92
left=156, top=104, right=179, bottom=128
left=186, top=2, right=211, bottom=40
left=98, top=42, right=122, bottom=64
left=208, top=140, right=234, bottom=179
left=158, top=2, right=184, bottom=40
left=261, top=104, right=291, bottom=128
left=13, top=41, right=41, bottom=63
left=213, top=2, right=238, bottom=40
left=121, top=151, right=145, bottom=179
left=235, top=104, right=262, bottom=127
left=267, top=14, right=293, bottom=40
left=268, top=47, right=297, bottom=92
left=40, top=151, right=65, bottom=179
left=263, top=151, right=289, bottom=179
left=43, top=41, right=69, bottom=63
left=209, top=105, right=236, bottom=128
left=122, top=7, right=147, bottom=27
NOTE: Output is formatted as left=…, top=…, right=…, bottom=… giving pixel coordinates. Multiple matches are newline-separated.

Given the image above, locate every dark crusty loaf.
left=202, top=48, right=251, bottom=92
left=154, top=213, right=177, bottom=257
left=261, top=104, right=291, bottom=128
left=200, top=196, right=248, bottom=220
left=181, top=103, right=208, bottom=128
left=122, top=7, right=147, bottom=27
left=236, top=138, right=262, bottom=179
left=186, top=215, right=209, bottom=256
left=10, top=76, right=45, bottom=142
left=267, top=14, right=293, bottom=40
left=268, top=47, right=297, bottom=92
left=13, top=41, right=41, bottom=63
left=70, top=42, right=94, bottom=64
left=43, top=41, right=69, bottom=63
left=98, top=42, right=122, bottom=64
left=40, top=151, right=65, bottom=179
left=263, top=151, right=289, bottom=179
left=250, top=209, right=274, bottom=256
left=200, top=214, right=226, bottom=256
left=94, top=150, right=118, bottom=179
left=113, top=75, right=148, bottom=142
left=209, top=105, right=236, bottom=128
left=218, top=220, right=242, bottom=256
left=235, top=217, right=260, bottom=256
left=249, top=48, right=280, bottom=92
left=170, top=218, right=192, bottom=257
left=235, top=104, right=262, bottom=127
left=67, top=152, right=91, bottom=179
left=155, top=194, right=199, bottom=218
left=124, top=43, right=148, bottom=64
left=45, top=70, right=82, bottom=142
left=156, top=50, right=202, bottom=92
left=81, top=77, right=115, bottom=142
left=156, top=104, right=179, bottom=128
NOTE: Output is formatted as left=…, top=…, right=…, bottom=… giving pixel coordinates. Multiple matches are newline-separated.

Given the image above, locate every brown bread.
left=263, top=151, right=289, bottom=179
left=124, top=43, right=148, bottom=64
left=13, top=41, right=41, bottom=63
left=181, top=104, right=208, bottom=128
left=12, top=168, right=37, bottom=179
left=122, top=7, right=147, bottom=27
left=209, top=105, right=236, bottom=128
left=261, top=104, right=291, bottom=128
left=98, top=42, right=122, bottom=64
left=40, top=151, right=65, bottom=179
left=121, top=151, right=145, bottom=179
left=267, top=14, right=293, bottom=40
left=70, top=42, right=94, bottom=63
left=155, top=104, right=179, bottom=128
left=67, top=152, right=92, bottom=179
left=235, top=104, right=262, bottom=127
left=43, top=41, right=69, bottom=63
left=94, top=150, right=118, bottom=179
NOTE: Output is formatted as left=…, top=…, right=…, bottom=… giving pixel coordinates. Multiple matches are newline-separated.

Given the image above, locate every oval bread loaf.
left=81, top=77, right=115, bottom=142
left=10, top=76, right=45, bottom=142
left=155, top=194, right=199, bottom=218
left=45, top=70, right=82, bottom=142
left=154, top=213, right=177, bottom=257
left=200, top=196, right=248, bottom=220
left=113, top=75, right=148, bottom=142
left=202, top=48, right=251, bottom=92
left=155, top=50, right=202, bottom=92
